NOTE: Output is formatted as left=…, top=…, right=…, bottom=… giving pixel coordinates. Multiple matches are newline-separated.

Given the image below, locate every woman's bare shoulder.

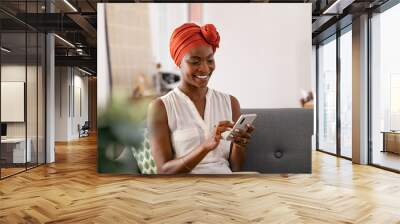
left=229, top=95, right=240, bottom=108
left=229, top=95, right=241, bottom=121
left=148, top=97, right=166, bottom=117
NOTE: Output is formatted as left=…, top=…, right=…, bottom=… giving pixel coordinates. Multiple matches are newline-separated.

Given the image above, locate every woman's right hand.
left=202, top=121, right=234, bottom=152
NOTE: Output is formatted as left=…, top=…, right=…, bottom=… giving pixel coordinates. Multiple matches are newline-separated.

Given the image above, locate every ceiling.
left=0, top=0, right=395, bottom=75
left=0, top=0, right=98, bottom=74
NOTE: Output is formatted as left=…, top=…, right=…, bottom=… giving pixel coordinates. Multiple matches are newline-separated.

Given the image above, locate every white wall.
left=203, top=3, right=312, bottom=108
left=99, top=3, right=312, bottom=108
left=1, top=65, right=38, bottom=137
left=72, top=74, right=89, bottom=138
left=55, top=67, right=68, bottom=141
left=55, top=67, right=89, bottom=141
left=148, top=3, right=188, bottom=73
left=1, top=63, right=47, bottom=163
left=97, top=3, right=110, bottom=109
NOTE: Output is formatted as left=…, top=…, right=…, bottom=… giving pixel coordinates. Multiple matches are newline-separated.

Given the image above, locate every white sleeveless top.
left=160, top=87, right=233, bottom=174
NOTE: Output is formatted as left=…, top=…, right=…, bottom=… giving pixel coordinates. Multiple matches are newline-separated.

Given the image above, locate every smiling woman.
left=97, top=3, right=313, bottom=175
left=180, top=46, right=215, bottom=87
left=147, top=23, right=255, bottom=174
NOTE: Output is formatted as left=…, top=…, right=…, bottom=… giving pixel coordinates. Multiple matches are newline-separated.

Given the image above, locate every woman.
left=147, top=23, right=254, bottom=174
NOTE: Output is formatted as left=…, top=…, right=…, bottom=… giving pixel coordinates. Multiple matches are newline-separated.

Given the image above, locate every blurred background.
left=97, top=3, right=312, bottom=109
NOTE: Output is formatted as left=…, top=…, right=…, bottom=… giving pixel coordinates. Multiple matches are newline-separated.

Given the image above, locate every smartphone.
left=221, top=114, right=257, bottom=141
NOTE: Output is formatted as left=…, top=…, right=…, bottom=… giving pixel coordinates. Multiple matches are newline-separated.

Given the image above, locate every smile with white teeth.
left=195, top=75, right=208, bottom=80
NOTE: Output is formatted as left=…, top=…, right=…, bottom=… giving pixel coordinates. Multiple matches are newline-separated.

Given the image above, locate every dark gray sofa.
left=240, top=108, right=313, bottom=173
left=98, top=108, right=313, bottom=174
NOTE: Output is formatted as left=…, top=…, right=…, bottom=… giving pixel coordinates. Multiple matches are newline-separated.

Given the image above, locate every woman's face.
left=179, top=44, right=215, bottom=88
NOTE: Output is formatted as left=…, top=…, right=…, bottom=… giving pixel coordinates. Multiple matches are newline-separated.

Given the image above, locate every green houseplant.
left=97, top=96, right=150, bottom=174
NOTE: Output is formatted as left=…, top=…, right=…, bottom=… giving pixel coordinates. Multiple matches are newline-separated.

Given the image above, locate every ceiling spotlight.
left=54, top=34, right=75, bottom=48
left=76, top=48, right=85, bottom=55
left=1, top=47, right=11, bottom=53
left=63, top=0, right=78, bottom=12
left=322, top=0, right=354, bottom=15
left=78, top=67, right=93, bottom=76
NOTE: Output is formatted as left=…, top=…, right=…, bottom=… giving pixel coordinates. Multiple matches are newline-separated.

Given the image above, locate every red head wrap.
left=170, top=23, right=220, bottom=67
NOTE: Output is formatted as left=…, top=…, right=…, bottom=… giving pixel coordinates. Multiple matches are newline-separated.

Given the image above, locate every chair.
left=79, top=121, right=90, bottom=138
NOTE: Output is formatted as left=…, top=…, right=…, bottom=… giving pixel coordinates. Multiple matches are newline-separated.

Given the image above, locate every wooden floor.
left=1, top=163, right=45, bottom=178
left=1, top=167, right=26, bottom=178
left=373, top=151, right=400, bottom=171
left=1, top=135, right=400, bottom=223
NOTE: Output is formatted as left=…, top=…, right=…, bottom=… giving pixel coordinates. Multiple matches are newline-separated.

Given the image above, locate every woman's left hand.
left=230, top=124, right=255, bottom=148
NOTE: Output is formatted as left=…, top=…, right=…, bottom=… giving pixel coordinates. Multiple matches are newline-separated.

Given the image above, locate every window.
left=339, top=28, right=352, bottom=158
left=371, top=2, right=400, bottom=171
left=390, top=74, right=400, bottom=130
left=0, top=1, right=47, bottom=179
left=318, top=36, right=337, bottom=154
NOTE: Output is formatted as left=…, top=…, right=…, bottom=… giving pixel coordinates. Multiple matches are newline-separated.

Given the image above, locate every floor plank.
left=0, top=135, right=400, bottom=223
